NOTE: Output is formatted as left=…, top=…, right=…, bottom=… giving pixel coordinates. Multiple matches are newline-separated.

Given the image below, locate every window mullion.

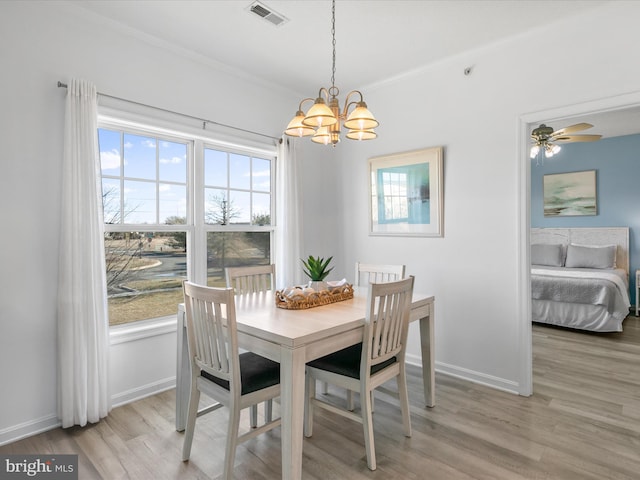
left=155, top=135, right=160, bottom=224
left=193, top=139, right=206, bottom=284
left=120, top=132, right=125, bottom=225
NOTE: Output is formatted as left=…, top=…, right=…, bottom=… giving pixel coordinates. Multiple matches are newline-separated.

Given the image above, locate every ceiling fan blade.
left=551, top=122, right=593, bottom=137
left=553, top=134, right=602, bottom=143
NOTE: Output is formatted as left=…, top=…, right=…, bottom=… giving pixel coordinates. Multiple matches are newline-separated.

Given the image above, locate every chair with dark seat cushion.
left=321, top=262, right=406, bottom=408
left=225, top=264, right=277, bottom=425
left=181, top=281, right=281, bottom=480
left=304, top=276, right=415, bottom=471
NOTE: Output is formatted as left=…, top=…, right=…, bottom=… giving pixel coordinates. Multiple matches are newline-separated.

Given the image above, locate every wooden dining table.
left=175, top=287, right=435, bottom=480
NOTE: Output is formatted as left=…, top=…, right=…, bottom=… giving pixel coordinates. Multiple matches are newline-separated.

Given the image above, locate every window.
left=380, top=170, right=409, bottom=222
left=99, top=127, right=189, bottom=326
left=98, top=123, right=275, bottom=326
left=203, top=147, right=272, bottom=287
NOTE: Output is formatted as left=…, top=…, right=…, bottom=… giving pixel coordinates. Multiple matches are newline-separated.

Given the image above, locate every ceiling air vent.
left=248, top=1, right=288, bottom=27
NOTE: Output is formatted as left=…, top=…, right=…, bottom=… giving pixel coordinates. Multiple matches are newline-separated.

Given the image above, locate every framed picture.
left=369, top=146, right=443, bottom=237
left=543, top=170, right=597, bottom=217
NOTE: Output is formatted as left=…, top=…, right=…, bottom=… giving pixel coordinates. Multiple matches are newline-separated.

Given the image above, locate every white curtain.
left=57, top=78, right=110, bottom=428
left=275, top=138, right=304, bottom=288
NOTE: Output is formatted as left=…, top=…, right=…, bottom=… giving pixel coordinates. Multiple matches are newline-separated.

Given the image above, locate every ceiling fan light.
left=346, top=128, right=377, bottom=141
left=551, top=144, right=561, bottom=155
left=343, top=102, right=379, bottom=130
left=544, top=145, right=555, bottom=158
left=530, top=145, right=540, bottom=159
left=302, top=98, right=337, bottom=127
left=284, top=111, right=316, bottom=137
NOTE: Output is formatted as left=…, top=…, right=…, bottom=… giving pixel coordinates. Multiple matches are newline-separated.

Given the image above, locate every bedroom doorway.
left=518, top=91, right=640, bottom=396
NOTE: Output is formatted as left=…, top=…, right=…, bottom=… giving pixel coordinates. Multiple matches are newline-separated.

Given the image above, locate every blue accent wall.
left=531, top=133, right=640, bottom=306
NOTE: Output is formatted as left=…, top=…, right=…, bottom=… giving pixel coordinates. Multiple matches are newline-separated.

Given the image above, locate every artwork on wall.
left=543, top=170, right=597, bottom=217
left=369, top=146, right=443, bottom=237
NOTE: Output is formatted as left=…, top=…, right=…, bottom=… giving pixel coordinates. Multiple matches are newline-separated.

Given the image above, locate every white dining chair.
left=181, top=281, right=281, bottom=479
left=225, top=264, right=276, bottom=295
left=321, top=262, right=407, bottom=406
left=225, top=264, right=277, bottom=425
left=355, top=262, right=406, bottom=286
left=304, top=276, right=415, bottom=470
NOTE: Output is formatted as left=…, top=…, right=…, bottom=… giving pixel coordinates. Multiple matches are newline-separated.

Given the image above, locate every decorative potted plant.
left=301, top=255, right=334, bottom=291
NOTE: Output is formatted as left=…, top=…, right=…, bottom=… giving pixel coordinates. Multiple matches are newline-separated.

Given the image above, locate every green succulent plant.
left=301, top=255, right=334, bottom=281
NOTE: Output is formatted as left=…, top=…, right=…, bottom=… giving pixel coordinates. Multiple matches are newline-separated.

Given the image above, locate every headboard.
left=531, top=227, right=629, bottom=276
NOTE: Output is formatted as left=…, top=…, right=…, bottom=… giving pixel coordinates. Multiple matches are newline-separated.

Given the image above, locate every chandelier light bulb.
left=346, top=129, right=377, bottom=141
left=284, top=110, right=315, bottom=137
left=301, top=97, right=337, bottom=128
left=311, top=126, right=331, bottom=145
left=343, top=101, right=379, bottom=130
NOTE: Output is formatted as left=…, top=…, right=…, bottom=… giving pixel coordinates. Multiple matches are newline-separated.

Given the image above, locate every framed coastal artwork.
left=543, top=170, right=597, bottom=217
left=369, top=146, right=443, bottom=237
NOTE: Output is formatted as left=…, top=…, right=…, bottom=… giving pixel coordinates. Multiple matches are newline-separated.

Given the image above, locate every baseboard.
left=111, top=376, right=176, bottom=408
left=1, top=378, right=177, bottom=447
left=0, top=414, right=61, bottom=447
left=405, top=353, right=520, bottom=395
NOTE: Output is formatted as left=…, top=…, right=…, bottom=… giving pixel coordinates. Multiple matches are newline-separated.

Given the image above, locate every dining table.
left=175, top=287, right=435, bottom=480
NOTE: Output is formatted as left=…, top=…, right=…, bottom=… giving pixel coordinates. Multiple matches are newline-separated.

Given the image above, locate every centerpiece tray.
left=275, top=284, right=354, bottom=310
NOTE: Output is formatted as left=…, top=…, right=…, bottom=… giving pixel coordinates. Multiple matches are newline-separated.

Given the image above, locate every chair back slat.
left=226, top=264, right=276, bottom=295
left=364, top=277, right=414, bottom=368
left=355, top=262, right=406, bottom=287
left=183, top=281, right=239, bottom=388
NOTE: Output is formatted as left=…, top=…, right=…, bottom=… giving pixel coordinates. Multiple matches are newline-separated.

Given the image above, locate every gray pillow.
left=564, top=244, right=616, bottom=269
left=531, top=244, right=564, bottom=267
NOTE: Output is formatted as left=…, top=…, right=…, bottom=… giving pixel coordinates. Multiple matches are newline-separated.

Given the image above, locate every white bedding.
left=531, top=266, right=630, bottom=332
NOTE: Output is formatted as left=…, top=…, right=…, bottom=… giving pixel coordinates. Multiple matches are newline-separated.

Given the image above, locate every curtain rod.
left=57, top=81, right=280, bottom=142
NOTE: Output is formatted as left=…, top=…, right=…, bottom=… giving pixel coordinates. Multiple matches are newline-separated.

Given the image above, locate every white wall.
left=0, top=1, right=296, bottom=444
left=325, top=1, right=640, bottom=393
left=2, top=0, right=640, bottom=445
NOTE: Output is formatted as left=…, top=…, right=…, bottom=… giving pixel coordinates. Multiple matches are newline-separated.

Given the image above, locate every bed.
left=531, top=227, right=631, bottom=332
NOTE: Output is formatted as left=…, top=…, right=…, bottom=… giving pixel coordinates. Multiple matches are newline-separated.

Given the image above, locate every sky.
left=98, top=128, right=271, bottom=225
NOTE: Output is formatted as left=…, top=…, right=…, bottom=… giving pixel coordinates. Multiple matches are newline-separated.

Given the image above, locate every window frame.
left=98, top=114, right=277, bottom=332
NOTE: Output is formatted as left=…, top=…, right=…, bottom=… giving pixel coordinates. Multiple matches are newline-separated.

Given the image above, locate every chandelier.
left=283, top=0, right=378, bottom=146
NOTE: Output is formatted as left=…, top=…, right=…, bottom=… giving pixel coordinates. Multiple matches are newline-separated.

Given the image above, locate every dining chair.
left=304, top=276, right=415, bottom=471
left=321, top=262, right=407, bottom=405
left=355, top=262, right=406, bottom=286
left=181, top=281, right=281, bottom=479
left=225, top=264, right=276, bottom=295
left=225, top=264, right=277, bottom=425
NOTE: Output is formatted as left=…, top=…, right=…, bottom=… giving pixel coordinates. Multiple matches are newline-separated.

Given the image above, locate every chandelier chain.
left=331, top=0, right=336, bottom=91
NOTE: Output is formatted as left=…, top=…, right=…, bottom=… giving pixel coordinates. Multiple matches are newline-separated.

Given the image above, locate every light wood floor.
left=3, top=315, right=640, bottom=479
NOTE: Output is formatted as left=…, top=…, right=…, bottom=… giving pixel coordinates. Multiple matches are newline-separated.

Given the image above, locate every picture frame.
left=369, top=146, right=444, bottom=237
left=543, top=170, right=597, bottom=217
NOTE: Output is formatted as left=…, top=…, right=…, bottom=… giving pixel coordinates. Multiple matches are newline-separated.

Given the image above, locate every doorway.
left=517, top=91, right=640, bottom=396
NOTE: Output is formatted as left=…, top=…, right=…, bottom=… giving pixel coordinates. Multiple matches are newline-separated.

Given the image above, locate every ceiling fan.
left=530, top=122, right=602, bottom=162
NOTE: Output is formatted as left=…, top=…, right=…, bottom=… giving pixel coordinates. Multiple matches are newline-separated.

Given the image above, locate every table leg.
left=419, top=304, right=435, bottom=408
left=280, top=346, right=306, bottom=480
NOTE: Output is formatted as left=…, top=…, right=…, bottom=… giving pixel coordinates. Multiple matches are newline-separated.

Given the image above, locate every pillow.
left=564, top=244, right=616, bottom=269
left=572, top=242, right=617, bottom=268
left=531, top=244, right=564, bottom=267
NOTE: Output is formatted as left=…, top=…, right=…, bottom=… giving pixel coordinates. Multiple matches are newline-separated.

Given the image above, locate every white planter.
left=308, top=281, right=328, bottom=292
